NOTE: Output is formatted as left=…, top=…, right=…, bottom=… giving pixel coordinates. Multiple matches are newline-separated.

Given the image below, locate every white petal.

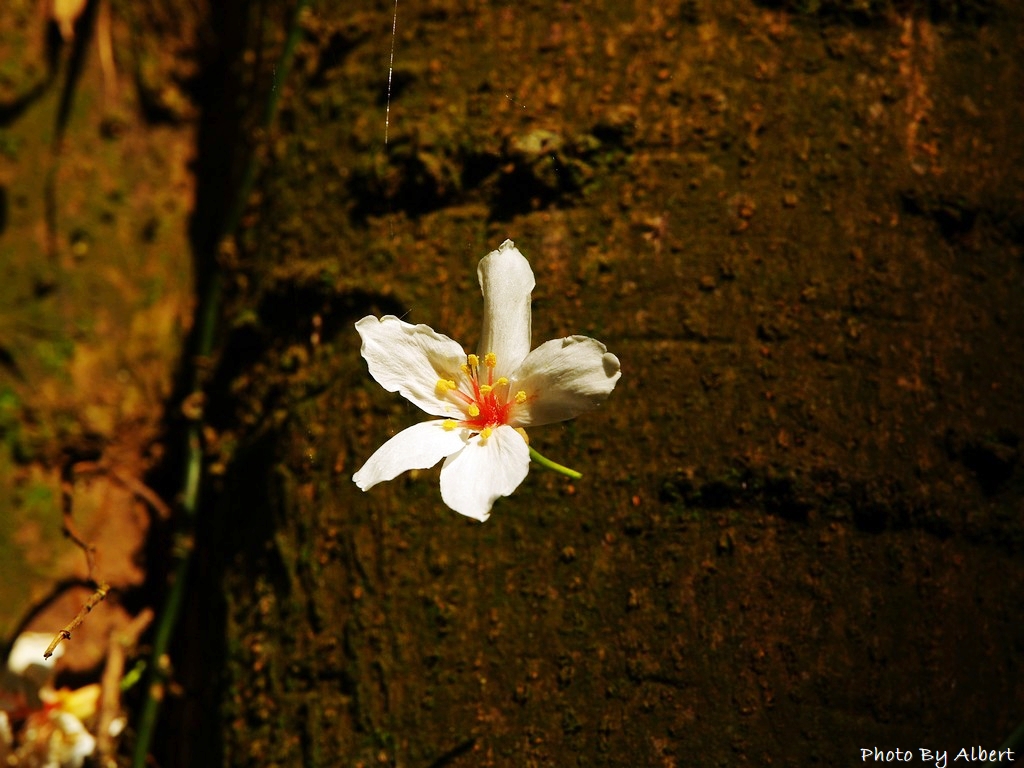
left=353, top=420, right=468, bottom=491
left=510, top=335, right=621, bottom=427
left=52, top=712, right=96, bottom=767
left=7, top=632, right=62, bottom=674
left=477, top=239, right=535, bottom=376
left=356, top=315, right=469, bottom=417
left=439, top=424, right=530, bottom=521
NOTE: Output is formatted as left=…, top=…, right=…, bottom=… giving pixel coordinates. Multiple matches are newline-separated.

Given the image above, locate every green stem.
left=528, top=447, right=582, bottom=480
left=131, top=3, right=309, bottom=766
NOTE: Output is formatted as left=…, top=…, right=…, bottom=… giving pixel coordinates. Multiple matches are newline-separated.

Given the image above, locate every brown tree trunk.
left=183, top=0, right=1023, bottom=765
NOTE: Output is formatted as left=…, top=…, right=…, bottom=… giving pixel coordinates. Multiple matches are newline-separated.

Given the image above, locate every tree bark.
left=179, top=0, right=1023, bottom=765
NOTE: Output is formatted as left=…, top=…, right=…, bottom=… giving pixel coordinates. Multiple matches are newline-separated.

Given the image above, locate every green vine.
left=130, top=2, right=309, bottom=765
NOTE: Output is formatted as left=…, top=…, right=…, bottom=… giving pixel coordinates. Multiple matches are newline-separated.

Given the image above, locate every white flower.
left=352, top=239, right=621, bottom=521
left=2, top=633, right=97, bottom=768
left=42, top=710, right=96, bottom=768
left=7, top=632, right=62, bottom=678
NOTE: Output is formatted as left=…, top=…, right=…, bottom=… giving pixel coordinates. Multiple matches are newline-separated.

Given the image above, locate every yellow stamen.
left=460, top=363, right=470, bottom=375
left=495, top=377, right=509, bottom=387
left=442, top=419, right=458, bottom=431
left=514, top=390, right=527, bottom=404
left=484, top=352, right=497, bottom=368
left=479, top=427, right=493, bottom=441
left=467, top=354, right=479, bottom=368
left=436, top=378, right=456, bottom=393
left=479, top=384, right=493, bottom=395
left=467, top=404, right=480, bottom=418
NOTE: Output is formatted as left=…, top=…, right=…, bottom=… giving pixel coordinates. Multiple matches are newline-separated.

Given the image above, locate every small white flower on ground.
left=3, top=632, right=63, bottom=708
left=6, top=632, right=63, bottom=676
left=43, top=710, right=96, bottom=768
left=2, top=632, right=98, bottom=768
left=352, top=239, right=621, bottom=521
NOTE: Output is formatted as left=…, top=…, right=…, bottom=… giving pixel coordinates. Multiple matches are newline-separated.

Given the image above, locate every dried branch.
left=72, top=460, right=173, bottom=520
left=60, top=480, right=98, bottom=576
left=45, top=463, right=112, bottom=659
left=96, top=608, right=154, bottom=762
left=43, top=582, right=110, bottom=659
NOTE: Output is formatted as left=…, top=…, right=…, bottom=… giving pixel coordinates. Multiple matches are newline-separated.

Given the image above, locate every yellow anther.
left=495, top=377, right=509, bottom=387
left=436, top=378, right=455, bottom=393
left=479, top=384, right=493, bottom=395
left=467, top=404, right=480, bottom=418
left=484, top=352, right=497, bottom=368
left=442, top=419, right=458, bottom=431
left=479, top=427, right=493, bottom=441
left=467, top=354, right=479, bottom=367
left=460, top=363, right=470, bottom=375
left=514, top=390, right=528, bottom=404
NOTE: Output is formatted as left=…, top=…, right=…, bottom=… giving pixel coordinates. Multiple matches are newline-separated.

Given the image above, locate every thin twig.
left=60, top=482, right=97, bottom=575
left=44, top=582, right=111, bottom=659
left=46, top=477, right=110, bottom=658
left=96, top=608, right=154, bottom=763
left=72, top=460, right=173, bottom=520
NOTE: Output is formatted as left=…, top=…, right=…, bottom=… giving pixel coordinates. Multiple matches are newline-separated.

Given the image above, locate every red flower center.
left=436, top=352, right=528, bottom=435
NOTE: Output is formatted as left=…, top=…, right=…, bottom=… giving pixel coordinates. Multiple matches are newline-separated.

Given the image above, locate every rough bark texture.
left=194, top=1, right=1024, bottom=766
